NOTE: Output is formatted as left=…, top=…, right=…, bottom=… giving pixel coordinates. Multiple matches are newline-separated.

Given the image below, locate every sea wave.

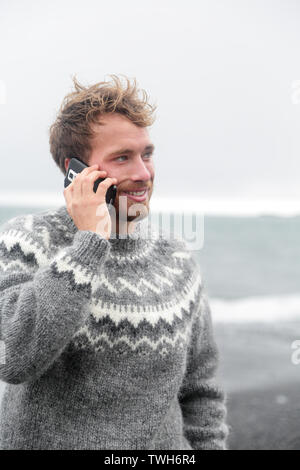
left=210, top=294, right=300, bottom=323
left=0, top=192, right=300, bottom=216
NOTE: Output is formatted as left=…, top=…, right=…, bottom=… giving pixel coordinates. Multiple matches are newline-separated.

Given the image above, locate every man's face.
left=65, top=113, right=155, bottom=222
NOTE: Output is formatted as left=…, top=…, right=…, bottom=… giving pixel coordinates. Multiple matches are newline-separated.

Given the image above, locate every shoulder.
left=152, top=229, right=200, bottom=267
left=151, top=229, right=204, bottom=290
left=0, top=207, right=65, bottom=267
left=0, top=206, right=58, bottom=231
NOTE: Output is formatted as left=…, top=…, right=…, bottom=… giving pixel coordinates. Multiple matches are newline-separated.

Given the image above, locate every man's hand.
left=63, top=164, right=118, bottom=240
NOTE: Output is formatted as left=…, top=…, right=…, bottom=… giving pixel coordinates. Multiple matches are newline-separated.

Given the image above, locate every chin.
left=126, top=208, right=149, bottom=222
left=116, top=198, right=151, bottom=220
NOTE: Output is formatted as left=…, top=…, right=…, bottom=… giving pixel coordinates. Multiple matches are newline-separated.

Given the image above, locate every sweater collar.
left=56, top=204, right=153, bottom=252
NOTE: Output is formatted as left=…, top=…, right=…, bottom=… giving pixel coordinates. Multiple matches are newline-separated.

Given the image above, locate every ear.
left=64, top=158, right=70, bottom=173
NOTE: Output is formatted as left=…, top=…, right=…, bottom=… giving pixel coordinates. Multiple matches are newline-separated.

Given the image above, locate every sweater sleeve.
left=0, top=216, right=111, bottom=385
left=178, top=281, right=229, bottom=450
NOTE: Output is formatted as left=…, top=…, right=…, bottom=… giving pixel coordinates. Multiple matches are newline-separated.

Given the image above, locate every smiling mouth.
left=119, top=189, right=148, bottom=201
left=123, top=190, right=147, bottom=196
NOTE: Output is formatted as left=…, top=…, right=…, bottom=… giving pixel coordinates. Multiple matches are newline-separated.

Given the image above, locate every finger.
left=72, top=170, right=83, bottom=199
left=80, top=164, right=99, bottom=175
left=72, top=164, right=99, bottom=187
left=82, top=164, right=101, bottom=176
left=81, top=170, right=108, bottom=194
left=73, top=165, right=101, bottom=198
left=95, top=177, right=118, bottom=196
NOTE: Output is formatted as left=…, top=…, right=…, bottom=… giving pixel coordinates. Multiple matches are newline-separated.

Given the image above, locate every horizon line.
left=0, top=192, right=299, bottom=217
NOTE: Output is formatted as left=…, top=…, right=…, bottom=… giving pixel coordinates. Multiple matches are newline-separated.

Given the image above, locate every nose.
left=130, top=156, right=152, bottom=182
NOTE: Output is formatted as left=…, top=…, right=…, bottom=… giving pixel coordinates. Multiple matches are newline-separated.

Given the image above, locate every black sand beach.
left=215, top=321, right=300, bottom=450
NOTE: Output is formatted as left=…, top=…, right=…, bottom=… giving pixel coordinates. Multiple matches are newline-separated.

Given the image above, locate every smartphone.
left=64, top=157, right=117, bottom=205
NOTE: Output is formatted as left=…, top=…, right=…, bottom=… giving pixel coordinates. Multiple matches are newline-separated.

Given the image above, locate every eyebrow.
left=108, top=144, right=155, bottom=157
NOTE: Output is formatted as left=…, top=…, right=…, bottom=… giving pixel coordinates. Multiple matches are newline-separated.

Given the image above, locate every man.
left=0, top=74, right=228, bottom=450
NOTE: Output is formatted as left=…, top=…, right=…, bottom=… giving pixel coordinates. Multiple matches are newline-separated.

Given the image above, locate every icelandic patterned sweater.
left=0, top=204, right=228, bottom=450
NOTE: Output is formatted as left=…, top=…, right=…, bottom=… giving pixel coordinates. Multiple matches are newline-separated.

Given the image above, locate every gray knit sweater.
left=0, top=205, right=228, bottom=450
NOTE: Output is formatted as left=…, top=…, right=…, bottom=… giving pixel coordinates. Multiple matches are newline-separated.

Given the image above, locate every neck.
left=58, top=204, right=152, bottom=251
left=114, top=218, right=137, bottom=237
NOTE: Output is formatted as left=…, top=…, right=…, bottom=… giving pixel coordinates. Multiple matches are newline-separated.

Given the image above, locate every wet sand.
left=215, top=321, right=300, bottom=450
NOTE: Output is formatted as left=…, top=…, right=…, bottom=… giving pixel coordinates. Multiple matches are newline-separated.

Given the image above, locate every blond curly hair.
left=49, top=74, right=157, bottom=175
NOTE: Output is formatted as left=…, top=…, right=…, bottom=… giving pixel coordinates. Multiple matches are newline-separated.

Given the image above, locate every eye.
left=115, top=155, right=127, bottom=162
left=143, top=152, right=153, bottom=159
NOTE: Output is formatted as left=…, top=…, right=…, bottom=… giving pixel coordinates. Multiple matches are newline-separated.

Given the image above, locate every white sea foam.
left=0, top=192, right=299, bottom=216
left=0, top=192, right=64, bottom=208
left=210, top=294, right=300, bottom=323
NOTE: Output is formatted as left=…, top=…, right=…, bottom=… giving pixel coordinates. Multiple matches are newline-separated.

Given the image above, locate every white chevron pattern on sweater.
left=48, top=213, right=73, bottom=235
left=73, top=319, right=193, bottom=355
left=172, top=251, right=191, bottom=260
left=94, top=273, right=120, bottom=294
left=164, top=266, right=183, bottom=275
left=52, top=253, right=157, bottom=296
left=153, top=272, right=173, bottom=287
left=92, top=271, right=171, bottom=295
left=0, top=259, right=31, bottom=273
left=89, top=272, right=202, bottom=327
left=51, top=253, right=184, bottom=296
left=0, top=231, right=49, bottom=267
left=139, top=278, right=163, bottom=295
left=52, top=252, right=99, bottom=288
left=24, top=214, right=34, bottom=232
left=0, top=231, right=197, bottom=302
left=96, top=272, right=173, bottom=295
left=117, top=277, right=165, bottom=296
left=111, top=264, right=183, bottom=296
left=118, top=277, right=143, bottom=296
left=39, top=227, right=51, bottom=250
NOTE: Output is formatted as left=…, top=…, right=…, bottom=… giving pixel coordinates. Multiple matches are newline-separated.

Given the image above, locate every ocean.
left=0, top=204, right=299, bottom=323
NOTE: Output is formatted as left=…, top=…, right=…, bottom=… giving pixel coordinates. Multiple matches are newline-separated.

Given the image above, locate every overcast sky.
left=1, top=0, right=300, bottom=212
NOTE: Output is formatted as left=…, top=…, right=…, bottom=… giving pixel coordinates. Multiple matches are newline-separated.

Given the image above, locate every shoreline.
left=0, top=194, right=300, bottom=217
